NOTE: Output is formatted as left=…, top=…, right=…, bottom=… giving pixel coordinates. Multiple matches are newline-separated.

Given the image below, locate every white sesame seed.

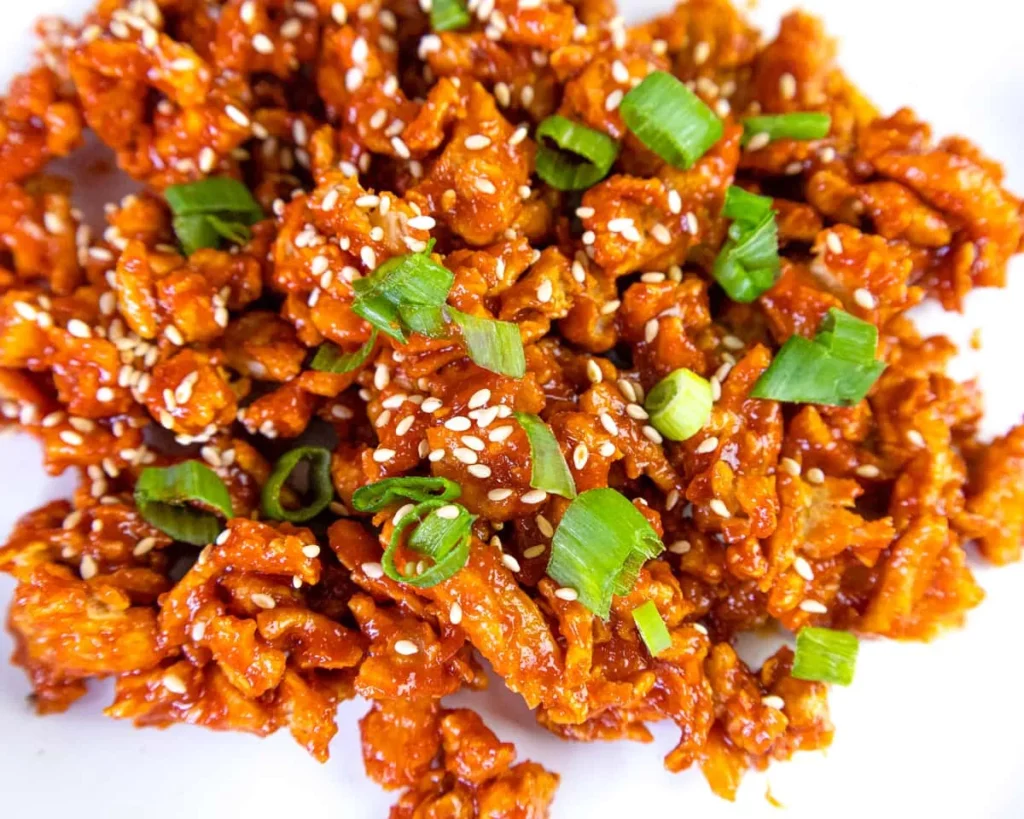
left=429, top=449, right=445, bottom=462
left=762, top=695, right=785, bottom=710
left=825, top=232, right=844, bottom=255
left=853, top=288, right=876, bottom=309
left=488, top=488, right=513, bottom=501
left=488, top=425, right=514, bottom=443
left=642, top=425, right=663, bottom=444
left=501, top=553, right=521, bottom=572
left=669, top=540, right=691, bottom=555
left=345, top=67, right=364, bottom=91
left=67, top=318, right=91, bottom=338
left=524, top=544, right=546, bottom=559
left=252, top=33, right=274, bottom=53
left=793, top=556, right=814, bottom=581
left=422, top=397, right=443, bottom=413
left=554, top=587, right=578, bottom=601
left=464, top=134, right=492, bottom=150
left=779, top=72, right=797, bottom=100
left=394, top=639, right=419, bottom=656
left=709, top=498, right=730, bottom=518
left=59, top=430, right=83, bottom=446
left=468, top=464, right=492, bottom=479
left=586, top=359, right=603, bottom=384
left=598, top=441, right=616, bottom=458
left=779, top=457, right=802, bottom=477
left=604, top=89, right=624, bottom=111
left=805, top=467, right=825, bottom=485
left=693, top=41, right=711, bottom=65
left=747, top=132, right=771, bottom=151
left=537, top=279, right=554, bottom=303
left=573, top=443, right=589, bottom=470
left=468, top=389, right=491, bottom=409
left=372, top=448, right=396, bottom=463
left=215, top=529, right=231, bottom=546
left=225, top=104, right=250, bottom=128
left=162, top=673, right=188, bottom=694
left=453, top=447, right=479, bottom=465
left=436, top=504, right=460, bottom=520
left=509, top=125, right=529, bottom=146
left=855, top=464, right=881, bottom=478
left=907, top=429, right=925, bottom=448
left=251, top=593, right=276, bottom=609
left=695, top=437, right=718, bottom=455
left=644, top=319, right=660, bottom=343
left=395, top=416, right=415, bottom=436
left=626, top=403, right=649, bottom=421
left=799, top=600, right=828, bottom=614
left=449, top=602, right=463, bottom=624
left=521, top=489, right=548, bottom=504
left=599, top=412, right=618, bottom=436
left=79, top=554, right=98, bottom=580
left=445, top=415, right=472, bottom=431
left=362, top=561, right=384, bottom=579
left=600, top=300, right=621, bottom=315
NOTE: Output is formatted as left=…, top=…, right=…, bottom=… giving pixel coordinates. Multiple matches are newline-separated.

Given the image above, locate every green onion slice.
left=449, top=308, right=526, bottom=378
left=632, top=600, right=672, bottom=657
left=514, top=412, right=576, bottom=499
left=381, top=499, right=475, bottom=587
left=644, top=368, right=713, bottom=441
left=310, top=330, right=378, bottom=374
left=261, top=447, right=334, bottom=523
left=620, top=71, right=723, bottom=169
left=741, top=113, right=832, bottom=146
left=713, top=186, right=781, bottom=303
left=792, top=626, right=858, bottom=686
left=534, top=115, right=620, bottom=191
left=751, top=309, right=885, bottom=406
left=547, top=488, right=664, bottom=619
left=135, top=461, right=234, bottom=546
left=430, top=0, right=470, bottom=32
left=165, top=177, right=263, bottom=255
left=352, top=476, right=462, bottom=512
left=352, top=251, right=454, bottom=343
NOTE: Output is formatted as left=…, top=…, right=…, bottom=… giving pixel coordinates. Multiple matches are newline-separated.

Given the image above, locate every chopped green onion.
left=351, top=476, right=462, bottom=512
left=644, top=368, right=713, bottom=441
left=751, top=309, right=885, bottom=406
left=534, top=115, right=620, bottom=191
left=310, top=330, right=378, bottom=374
left=352, top=251, right=454, bottom=342
left=449, top=308, right=526, bottom=378
left=722, top=185, right=774, bottom=225
left=398, top=304, right=448, bottom=339
left=814, top=308, right=878, bottom=363
left=430, top=0, right=470, bottom=31
left=514, top=412, right=576, bottom=499
left=741, top=113, right=832, bottom=145
left=792, top=626, right=858, bottom=686
left=381, top=499, right=475, bottom=587
left=135, top=461, right=234, bottom=546
left=261, top=447, right=334, bottom=523
left=165, top=177, right=263, bottom=255
left=713, top=186, right=781, bottom=303
left=547, top=488, right=664, bottom=619
left=620, top=71, right=723, bottom=170
left=632, top=600, right=672, bottom=657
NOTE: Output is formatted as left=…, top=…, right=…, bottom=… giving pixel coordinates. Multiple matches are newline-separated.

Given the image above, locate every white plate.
left=2, top=1, right=1023, bottom=816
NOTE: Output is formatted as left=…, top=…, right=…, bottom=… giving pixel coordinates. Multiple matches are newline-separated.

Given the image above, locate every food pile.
left=1, top=0, right=1022, bottom=813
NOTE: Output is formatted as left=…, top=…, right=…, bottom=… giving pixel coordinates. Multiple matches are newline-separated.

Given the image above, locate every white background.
left=1, top=1, right=1023, bottom=816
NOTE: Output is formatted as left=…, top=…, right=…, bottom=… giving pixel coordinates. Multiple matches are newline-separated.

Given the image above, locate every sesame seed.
left=599, top=412, right=618, bottom=436
left=225, top=104, right=250, bottom=128
left=793, top=557, right=814, bottom=581
left=722, top=334, right=744, bottom=351
left=586, top=359, right=603, bottom=384
left=422, top=397, right=443, bottom=413
left=644, top=319, right=660, bottom=343
left=521, top=489, right=548, bottom=505
left=642, top=425, right=663, bottom=444
left=488, top=488, right=513, bottom=501
left=488, top=425, right=514, bottom=443
left=651, top=223, right=672, bottom=245
left=449, top=602, right=463, bottom=624
left=537, top=279, right=554, bottom=303
left=394, top=639, right=419, bottom=656
left=853, top=288, right=876, bottom=309
left=604, top=89, right=624, bottom=111
left=554, top=587, right=578, bottom=601
left=468, top=388, right=491, bottom=409
left=600, top=299, right=621, bottom=315
left=133, top=537, right=157, bottom=557
left=779, top=457, right=802, bottom=477
left=302, top=544, right=321, bottom=558
left=598, top=441, right=616, bottom=458
left=464, top=134, right=491, bottom=150
left=67, top=318, right=91, bottom=338
left=805, top=467, right=825, bottom=485
left=669, top=540, right=691, bottom=555
left=907, top=429, right=925, bottom=448
left=695, top=437, right=718, bottom=455
left=251, top=593, right=276, bottom=609
left=524, top=544, right=546, bottom=559
left=162, top=673, right=187, bottom=694
left=59, top=430, right=83, bottom=446
left=626, top=403, right=649, bottom=421
left=372, top=448, right=396, bottom=462
left=452, top=447, right=478, bottom=465
left=468, top=464, right=492, bottom=479
left=436, top=505, right=460, bottom=520
left=762, top=695, right=785, bottom=710
left=709, top=499, right=730, bottom=518
left=445, top=416, right=472, bottom=431
left=693, top=40, right=711, bottom=65
left=362, top=561, right=384, bottom=579
left=536, top=515, right=554, bottom=538
left=826, top=232, right=844, bottom=254
left=395, top=416, right=415, bottom=436
left=747, top=132, right=771, bottom=151
left=345, top=67, right=364, bottom=91
left=215, top=529, right=231, bottom=546
left=509, top=125, right=529, bottom=145
left=252, top=33, right=274, bottom=53
left=855, top=464, right=881, bottom=478
left=80, top=554, right=98, bottom=580
left=779, top=72, right=797, bottom=100
left=240, top=1, right=256, bottom=23
left=573, top=443, right=589, bottom=470
left=799, top=600, right=828, bottom=614
left=501, top=553, right=521, bottom=572
left=429, top=449, right=445, bottom=462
